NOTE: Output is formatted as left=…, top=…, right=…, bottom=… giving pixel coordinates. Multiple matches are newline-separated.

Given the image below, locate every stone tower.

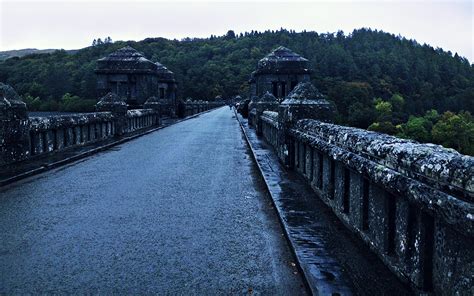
left=95, top=46, right=177, bottom=109
left=249, top=46, right=311, bottom=99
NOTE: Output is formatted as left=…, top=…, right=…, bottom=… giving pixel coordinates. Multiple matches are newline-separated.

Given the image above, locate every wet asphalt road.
left=0, top=107, right=306, bottom=294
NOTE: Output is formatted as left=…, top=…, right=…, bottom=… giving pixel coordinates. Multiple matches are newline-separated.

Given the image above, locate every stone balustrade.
left=1, top=85, right=222, bottom=167
left=249, top=82, right=473, bottom=294
left=179, top=99, right=221, bottom=117
left=29, top=112, right=114, bottom=157
left=125, top=109, right=159, bottom=133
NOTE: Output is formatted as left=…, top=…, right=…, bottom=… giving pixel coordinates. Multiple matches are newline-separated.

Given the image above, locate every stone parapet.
left=257, top=107, right=473, bottom=294
left=28, top=112, right=115, bottom=157
left=294, top=119, right=473, bottom=202
left=125, top=109, right=159, bottom=133
left=0, top=85, right=166, bottom=167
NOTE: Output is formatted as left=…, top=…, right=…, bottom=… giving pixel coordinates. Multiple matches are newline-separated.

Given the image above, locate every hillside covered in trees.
left=0, top=28, right=473, bottom=154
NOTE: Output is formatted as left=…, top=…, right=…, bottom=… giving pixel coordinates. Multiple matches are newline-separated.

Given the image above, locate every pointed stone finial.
left=96, top=93, right=128, bottom=136
left=260, top=91, right=278, bottom=102
left=286, top=82, right=325, bottom=101
left=0, top=82, right=27, bottom=119
left=144, top=96, right=164, bottom=112
left=279, top=82, right=334, bottom=123
left=96, top=92, right=127, bottom=112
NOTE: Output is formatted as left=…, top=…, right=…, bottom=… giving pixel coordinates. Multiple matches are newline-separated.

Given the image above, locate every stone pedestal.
left=277, top=82, right=335, bottom=166
left=248, top=96, right=259, bottom=127
left=0, top=83, right=30, bottom=166
left=96, top=92, right=128, bottom=136
left=181, top=98, right=194, bottom=117
left=144, top=96, right=163, bottom=125
left=255, top=92, right=278, bottom=136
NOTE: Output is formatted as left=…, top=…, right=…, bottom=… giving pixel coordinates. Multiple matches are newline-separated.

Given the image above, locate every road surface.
left=0, top=107, right=306, bottom=294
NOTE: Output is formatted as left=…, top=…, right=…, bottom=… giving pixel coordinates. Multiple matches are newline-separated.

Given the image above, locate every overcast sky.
left=0, top=0, right=472, bottom=62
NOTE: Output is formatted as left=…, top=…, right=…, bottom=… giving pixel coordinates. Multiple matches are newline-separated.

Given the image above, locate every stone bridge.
left=0, top=48, right=473, bottom=295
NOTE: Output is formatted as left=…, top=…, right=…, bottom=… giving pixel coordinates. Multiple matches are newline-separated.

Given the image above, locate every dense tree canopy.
left=0, top=28, right=473, bottom=153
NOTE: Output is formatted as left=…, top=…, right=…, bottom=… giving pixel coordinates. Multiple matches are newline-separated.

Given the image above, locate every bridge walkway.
left=0, top=107, right=306, bottom=294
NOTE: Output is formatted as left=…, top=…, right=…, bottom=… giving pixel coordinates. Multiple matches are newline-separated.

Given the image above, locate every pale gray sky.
left=0, top=0, right=473, bottom=61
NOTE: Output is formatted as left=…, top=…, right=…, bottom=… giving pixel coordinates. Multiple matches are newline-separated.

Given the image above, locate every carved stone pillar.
left=278, top=82, right=335, bottom=166
left=0, top=83, right=30, bottom=166
left=96, top=92, right=128, bottom=136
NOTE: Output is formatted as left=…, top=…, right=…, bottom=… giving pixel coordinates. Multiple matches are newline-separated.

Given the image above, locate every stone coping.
left=294, top=119, right=473, bottom=199
left=126, top=109, right=157, bottom=117
left=29, top=112, right=113, bottom=132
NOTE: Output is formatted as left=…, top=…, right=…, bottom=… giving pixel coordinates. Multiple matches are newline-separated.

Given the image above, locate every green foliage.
left=0, top=28, right=473, bottom=154
left=22, top=92, right=95, bottom=112
left=23, top=94, right=42, bottom=110
left=345, top=102, right=376, bottom=128
left=367, top=106, right=474, bottom=155
left=432, top=111, right=474, bottom=155
left=374, top=99, right=393, bottom=121
left=1, top=28, right=472, bottom=113
left=397, top=115, right=432, bottom=142
left=390, top=93, right=405, bottom=112
left=60, top=93, right=96, bottom=112
left=387, top=110, right=473, bottom=155
left=367, top=121, right=398, bottom=135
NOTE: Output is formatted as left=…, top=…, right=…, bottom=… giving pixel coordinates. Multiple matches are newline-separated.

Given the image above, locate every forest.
left=0, top=28, right=472, bottom=154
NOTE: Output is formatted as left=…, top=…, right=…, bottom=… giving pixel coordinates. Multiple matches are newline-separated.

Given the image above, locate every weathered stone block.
left=81, top=125, right=89, bottom=143
left=96, top=123, right=102, bottom=138
left=349, top=172, right=364, bottom=229
left=334, top=162, right=346, bottom=214
left=101, top=123, right=107, bottom=139
left=298, top=140, right=305, bottom=175
left=33, top=132, right=43, bottom=155
left=369, top=185, right=388, bottom=252
left=56, top=129, right=65, bottom=150
left=89, top=125, right=96, bottom=141
left=45, top=130, right=55, bottom=152
left=394, top=198, right=411, bottom=266
left=65, top=128, right=74, bottom=147
left=305, top=145, right=313, bottom=180
left=311, top=149, right=323, bottom=190
left=322, top=155, right=335, bottom=202
left=74, top=126, right=82, bottom=144
left=433, top=220, right=474, bottom=295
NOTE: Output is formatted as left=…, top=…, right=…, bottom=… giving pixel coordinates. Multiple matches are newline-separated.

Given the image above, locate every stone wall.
left=251, top=84, right=473, bottom=295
